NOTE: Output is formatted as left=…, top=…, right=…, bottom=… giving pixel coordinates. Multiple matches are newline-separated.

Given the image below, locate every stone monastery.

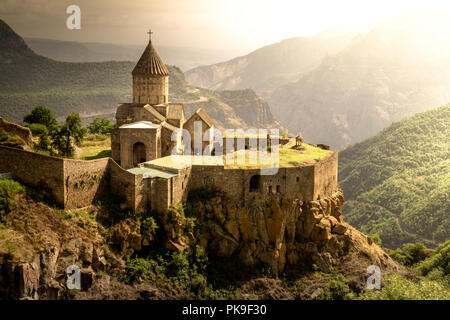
left=111, top=35, right=214, bottom=169
left=0, top=34, right=339, bottom=219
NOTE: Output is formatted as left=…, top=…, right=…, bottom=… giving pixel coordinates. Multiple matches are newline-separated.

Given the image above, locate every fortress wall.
left=171, top=166, right=192, bottom=205
left=187, top=166, right=317, bottom=203
left=109, top=159, right=142, bottom=211
left=186, top=165, right=318, bottom=204
left=150, top=177, right=170, bottom=212
left=188, top=166, right=246, bottom=201
left=110, top=129, right=120, bottom=163
left=313, top=151, right=338, bottom=199
left=283, top=166, right=315, bottom=201
left=0, top=146, right=65, bottom=205
left=133, top=174, right=148, bottom=214
left=63, top=158, right=110, bottom=209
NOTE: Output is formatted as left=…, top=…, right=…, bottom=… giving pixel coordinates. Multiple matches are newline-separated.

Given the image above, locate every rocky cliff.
left=0, top=184, right=403, bottom=300
left=183, top=189, right=402, bottom=278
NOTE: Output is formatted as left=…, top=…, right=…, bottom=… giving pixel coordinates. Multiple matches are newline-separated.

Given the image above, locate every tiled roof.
left=161, top=121, right=178, bottom=131
left=132, top=40, right=169, bottom=76
left=167, top=103, right=184, bottom=120
left=189, top=108, right=214, bottom=127
left=143, top=104, right=166, bottom=122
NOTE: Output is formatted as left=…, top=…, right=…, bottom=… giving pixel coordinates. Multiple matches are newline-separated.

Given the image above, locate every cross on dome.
left=147, top=29, right=153, bottom=41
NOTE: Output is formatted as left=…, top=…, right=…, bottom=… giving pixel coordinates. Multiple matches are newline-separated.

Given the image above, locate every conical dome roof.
left=132, top=40, right=169, bottom=76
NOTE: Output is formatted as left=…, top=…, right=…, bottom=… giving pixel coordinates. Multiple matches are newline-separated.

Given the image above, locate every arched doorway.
left=133, top=142, right=146, bottom=167
left=249, top=175, right=261, bottom=192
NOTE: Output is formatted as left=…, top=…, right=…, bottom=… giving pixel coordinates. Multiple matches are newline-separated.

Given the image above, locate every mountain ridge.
left=185, top=34, right=354, bottom=99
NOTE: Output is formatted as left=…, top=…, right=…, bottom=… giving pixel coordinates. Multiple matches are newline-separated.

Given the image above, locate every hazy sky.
left=1, top=0, right=450, bottom=53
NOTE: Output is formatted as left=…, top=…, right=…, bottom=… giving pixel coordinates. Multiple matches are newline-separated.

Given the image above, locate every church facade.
left=111, top=35, right=214, bottom=169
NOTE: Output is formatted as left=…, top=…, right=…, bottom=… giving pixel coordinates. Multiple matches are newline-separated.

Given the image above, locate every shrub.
left=370, top=233, right=382, bottom=246
left=318, top=274, right=352, bottom=300
left=359, top=274, right=450, bottom=300
left=185, top=216, right=197, bottom=234
left=416, top=240, right=450, bottom=277
left=121, top=257, right=166, bottom=284
left=141, top=216, right=158, bottom=231
left=389, top=243, right=429, bottom=266
left=0, top=131, right=25, bottom=147
left=28, top=123, right=48, bottom=136
left=0, top=179, right=25, bottom=221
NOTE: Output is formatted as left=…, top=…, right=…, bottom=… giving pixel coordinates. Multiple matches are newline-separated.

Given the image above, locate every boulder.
left=332, top=223, right=348, bottom=235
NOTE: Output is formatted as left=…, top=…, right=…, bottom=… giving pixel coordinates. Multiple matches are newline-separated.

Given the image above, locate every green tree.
left=52, top=113, right=86, bottom=158
left=23, top=106, right=57, bottom=128
left=87, top=117, right=115, bottom=135
left=389, top=243, right=429, bottom=267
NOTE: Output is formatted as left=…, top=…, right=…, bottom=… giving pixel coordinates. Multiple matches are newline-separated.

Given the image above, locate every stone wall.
left=63, top=158, right=110, bottom=209
left=0, top=145, right=339, bottom=216
left=118, top=127, right=160, bottom=169
left=150, top=177, right=170, bottom=213
left=0, top=146, right=112, bottom=210
left=187, top=163, right=322, bottom=205
left=109, top=159, right=144, bottom=213
left=313, top=151, right=338, bottom=199
left=0, top=146, right=65, bottom=205
left=171, top=166, right=191, bottom=205
left=110, top=129, right=120, bottom=164
left=133, top=75, right=169, bottom=105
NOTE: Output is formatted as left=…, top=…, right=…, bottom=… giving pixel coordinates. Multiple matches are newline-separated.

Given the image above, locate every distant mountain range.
left=185, top=33, right=353, bottom=101
left=339, top=103, right=450, bottom=249
left=187, top=11, right=450, bottom=149
left=0, top=19, right=281, bottom=130
left=24, top=38, right=241, bottom=71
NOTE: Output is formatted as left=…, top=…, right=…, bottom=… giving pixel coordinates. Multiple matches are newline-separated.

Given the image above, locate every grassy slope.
left=339, top=104, right=450, bottom=249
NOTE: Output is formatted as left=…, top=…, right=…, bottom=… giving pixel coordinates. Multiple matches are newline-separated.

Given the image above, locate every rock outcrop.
left=188, top=189, right=400, bottom=276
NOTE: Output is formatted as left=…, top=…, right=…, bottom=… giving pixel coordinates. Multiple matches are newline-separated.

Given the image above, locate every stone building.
left=111, top=35, right=214, bottom=169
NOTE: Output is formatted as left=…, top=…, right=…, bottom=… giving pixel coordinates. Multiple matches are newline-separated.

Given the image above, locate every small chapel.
left=111, top=31, right=214, bottom=169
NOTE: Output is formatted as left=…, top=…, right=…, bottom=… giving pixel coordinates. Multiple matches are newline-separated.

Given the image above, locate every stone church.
left=111, top=34, right=214, bottom=169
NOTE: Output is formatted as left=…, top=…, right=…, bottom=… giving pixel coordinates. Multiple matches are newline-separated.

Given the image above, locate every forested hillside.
left=339, top=104, right=450, bottom=249
left=0, top=19, right=132, bottom=123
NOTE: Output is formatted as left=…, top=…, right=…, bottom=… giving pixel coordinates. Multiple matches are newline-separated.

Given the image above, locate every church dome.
left=132, top=38, right=169, bottom=76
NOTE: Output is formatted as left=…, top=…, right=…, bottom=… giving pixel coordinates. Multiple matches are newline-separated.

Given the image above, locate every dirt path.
left=184, top=95, right=208, bottom=104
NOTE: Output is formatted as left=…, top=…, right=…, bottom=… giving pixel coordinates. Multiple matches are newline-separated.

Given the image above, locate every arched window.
left=249, top=175, right=261, bottom=192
